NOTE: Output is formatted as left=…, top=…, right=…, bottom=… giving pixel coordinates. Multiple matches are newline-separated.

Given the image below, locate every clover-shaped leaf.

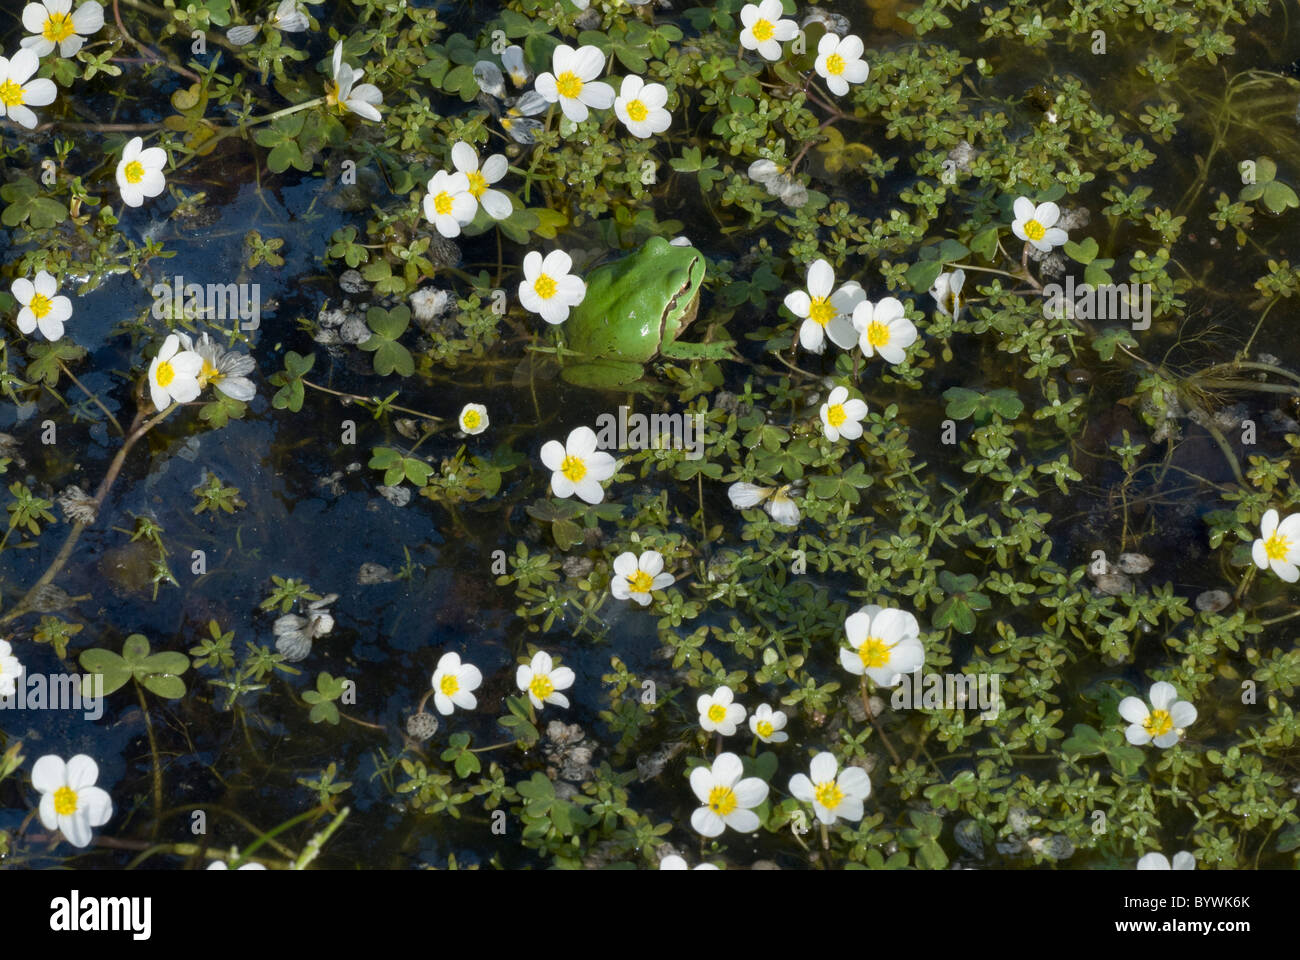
left=79, top=633, right=189, bottom=698
left=932, top=570, right=991, bottom=635
left=303, top=672, right=346, bottom=725
left=942, top=387, right=1023, bottom=422
left=359, top=306, right=414, bottom=377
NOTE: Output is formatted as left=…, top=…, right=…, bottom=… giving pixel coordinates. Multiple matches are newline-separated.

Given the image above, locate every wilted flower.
left=930, top=268, right=966, bottom=321
left=659, top=854, right=720, bottom=870
left=502, top=45, right=531, bottom=87
left=56, top=485, right=97, bottom=525
left=273, top=593, right=336, bottom=662
left=184, top=332, right=256, bottom=402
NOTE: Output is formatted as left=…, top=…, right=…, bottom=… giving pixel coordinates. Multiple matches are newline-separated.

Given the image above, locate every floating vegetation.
left=0, top=0, right=1299, bottom=879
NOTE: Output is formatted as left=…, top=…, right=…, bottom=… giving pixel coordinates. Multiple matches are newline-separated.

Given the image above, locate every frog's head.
left=650, top=237, right=706, bottom=343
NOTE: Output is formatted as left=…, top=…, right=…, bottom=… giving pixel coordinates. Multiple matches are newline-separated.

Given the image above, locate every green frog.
left=561, top=237, right=732, bottom=389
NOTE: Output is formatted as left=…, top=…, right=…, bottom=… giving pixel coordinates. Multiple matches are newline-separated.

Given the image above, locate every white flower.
left=784, top=259, right=863, bottom=354
left=21, top=1, right=105, bottom=59
left=1119, top=681, right=1196, bottom=749
left=459, top=403, right=489, bottom=435
left=422, top=170, right=475, bottom=238
left=814, top=33, right=869, bottom=96
left=839, top=604, right=925, bottom=687
left=819, top=386, right=867, bottom=442
left=697, top=686, right=746, bottom=736
left=749, top=703, right=788, bottom=743
left=450, top=141, right=513, bottom=221
left=610, top=550, right=674, bottom=606
left=208, top=859, right=268, bottom=870
left=267, top=0, right=308, bottom=33
left=1011, top=196, right=1068, bottom=252
left=726, top=481, right=801, bottom=527
left=515, top=650, right=575, bottom=711
left=852, top=297, right=917, bottom=365
left=930, top=268, right=966, bottom=321
left=659, top=854, right=719, bottom=870
left=502, top=45, right=531, bottom=88
left=1252, top=508, right=1300, bottom=582
left=534, top=44, right=614, bottom=123
left=0, top=638, right=24, bottom=699
left=430, top=651, right=482, bottom=716
left=540, top=426, right=616, bottom=504
left=147, top=333, right=203, bottom=410
left=326, top=40, right=383, bottom=121
left=739, top=0, right=798, bottom=61
left=115, top=136, right=168, bottom=208
left=788, top=751, right=871, bottom=826
left=186, top=332, right=256, bottom=402
left=519, top=249, right=586, bottom=324
left=689, top=752, right=768, bottom=837
left=1137, top=851, right=1195, bottom=870
left=614, top=74, right=671, bottom=139
left=12, top=270, right=71, bottom=341
left=0, top=49, right=57, bottom=129
left=33, top=753, right=113, bottom=848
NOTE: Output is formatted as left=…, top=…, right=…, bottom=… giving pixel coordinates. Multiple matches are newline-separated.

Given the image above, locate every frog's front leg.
left=658, top=337, right=736, bottom=361
left=561, top=359, right=647, bottom=390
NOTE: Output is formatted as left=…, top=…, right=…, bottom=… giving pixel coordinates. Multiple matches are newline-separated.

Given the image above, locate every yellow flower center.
left=124, top=160, right=145, bottom=185
left=533, top=273, right=557, bottom=300
left=555, top=71, right=583, bottom=100
left=199, top=359, right=220, bottom=384
left=0, top=80, right=24, bottom=109
left=44, top=12, right=76, bottom=42
left=707, top=703, right=727, bottom=723
left=707, top=784, right=737, bottom=816
left=756, top=719, right=774, bottom=739
left=625, top=98, right=648, bottom=123
left=466, top=171, right=488, bottom=198
left=529, top=674, right=554, bottom=700
left=866, top=320, right=890, bottom=348
left=560, top=454, right=586, bottom=483
left=440, top=673, right=459, bottom=696
left=155, top=360, right=175, bottom=388
left=826, top=403, right=846, bottom=429
left=53, top=786, right=78, bottom=816
left=29, top=292, right=52, bottom=319
left=1144, top=708, right=1174, bottom=738
left=857, top=635, right=891, bottom=669
left=433, top=191, right=453, bottom=216
left=751, top=18, right=775, bottom=42
left=1023, top=219, right=1046, bottom=241
left=1264, top=532, right=1291, bottom=561
left=325, top=82, right=341, bottom=111
left=826, top=53, right=846, bottom=76
left=462, top=409, right=481, bottom=430
left=814, top=779, right=843, bottom=810
left=808, top=295, right=835, bottom=327
left=628, top=569, right=654, bottom=594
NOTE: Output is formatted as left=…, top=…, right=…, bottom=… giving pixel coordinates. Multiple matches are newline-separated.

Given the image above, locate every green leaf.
left=1092, top=327, right=1138, bottom=361
left=906, top=259, right=944, bottom=292
left=79, top=649, right=131, bottom=696
left=1061, top=723, right=1103, bottom=757
left=1062, top=237, right=1099, bottom=264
